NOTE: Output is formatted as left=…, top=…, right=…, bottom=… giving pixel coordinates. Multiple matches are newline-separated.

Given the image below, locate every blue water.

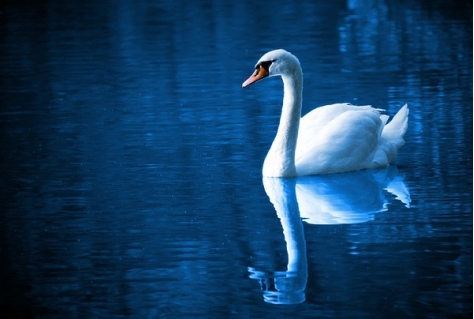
left=1, top=0, right=472, bottom=318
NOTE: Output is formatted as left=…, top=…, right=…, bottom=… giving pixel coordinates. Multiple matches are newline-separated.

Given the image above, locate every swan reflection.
left=249, top=167, right=410, bottom=304
left=297, top=167, right=410, bottom=225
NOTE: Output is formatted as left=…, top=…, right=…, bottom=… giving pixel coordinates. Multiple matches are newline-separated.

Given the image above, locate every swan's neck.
left=263, top=70, right=303, bottom=177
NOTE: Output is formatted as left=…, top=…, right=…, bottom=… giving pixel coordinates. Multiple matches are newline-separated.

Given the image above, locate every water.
left=1, top=0, right=472, bottom=318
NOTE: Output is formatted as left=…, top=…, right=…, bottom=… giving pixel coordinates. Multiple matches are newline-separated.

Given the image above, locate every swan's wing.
left=299, top=103, right=366, bottom=132
left=296, top=105, right=383, bottom=175
left=298, top=104, right=379, bottom=147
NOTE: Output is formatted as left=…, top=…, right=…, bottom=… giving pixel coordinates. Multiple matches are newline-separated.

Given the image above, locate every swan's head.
left=242, top=49, right=301, bottom=88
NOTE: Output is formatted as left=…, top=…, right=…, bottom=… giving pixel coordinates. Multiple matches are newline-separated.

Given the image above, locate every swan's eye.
left=259, top=60, right=273, bottom=71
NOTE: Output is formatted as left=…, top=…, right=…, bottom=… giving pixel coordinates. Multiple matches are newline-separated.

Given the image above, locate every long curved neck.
left=263, top=69, right=303, bottom=177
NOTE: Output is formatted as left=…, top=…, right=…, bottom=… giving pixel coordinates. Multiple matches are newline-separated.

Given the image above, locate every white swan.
left=242, top=49, right=409, bottom=177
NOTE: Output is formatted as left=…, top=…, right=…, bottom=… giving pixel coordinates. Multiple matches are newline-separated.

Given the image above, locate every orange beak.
left=242, top=65, right=269, bottom=88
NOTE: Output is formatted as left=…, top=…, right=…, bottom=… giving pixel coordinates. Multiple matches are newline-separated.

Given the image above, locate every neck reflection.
left=249, top=177, right=307, bottom=304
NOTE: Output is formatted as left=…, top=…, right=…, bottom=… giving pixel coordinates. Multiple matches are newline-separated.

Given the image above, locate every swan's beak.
left=242, top=65, right=269, bottom=88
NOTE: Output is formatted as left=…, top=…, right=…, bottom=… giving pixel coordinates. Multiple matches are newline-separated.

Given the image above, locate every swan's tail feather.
left=379, top=114, right=389, bottom=126
left=382, top=104, right=409, bottom=149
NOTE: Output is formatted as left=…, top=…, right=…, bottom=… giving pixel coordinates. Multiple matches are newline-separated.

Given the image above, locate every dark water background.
left=1, top=0, right=472, bottom=318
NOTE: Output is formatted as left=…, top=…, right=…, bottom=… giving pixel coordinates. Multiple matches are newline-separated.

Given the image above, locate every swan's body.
left=242, top=49, right=409, bottom=177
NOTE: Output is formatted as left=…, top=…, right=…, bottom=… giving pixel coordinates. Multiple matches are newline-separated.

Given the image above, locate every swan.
left=242, top=49, right=409, bottom=177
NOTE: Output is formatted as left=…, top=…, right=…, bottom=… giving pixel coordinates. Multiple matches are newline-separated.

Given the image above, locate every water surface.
left=1, top=0, right=472, bottom=318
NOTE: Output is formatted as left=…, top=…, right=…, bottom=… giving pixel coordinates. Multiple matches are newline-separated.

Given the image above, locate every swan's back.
left=295, top=103, right=408, bottom=175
